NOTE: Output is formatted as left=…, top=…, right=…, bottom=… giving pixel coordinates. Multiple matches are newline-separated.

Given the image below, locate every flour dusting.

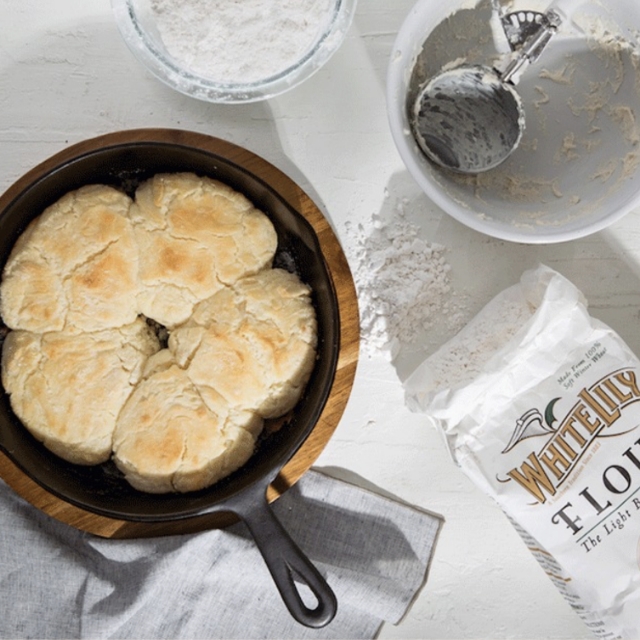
left=150, top=0, right=334, bottom=83
left=344, top=198, right=464, bottom=359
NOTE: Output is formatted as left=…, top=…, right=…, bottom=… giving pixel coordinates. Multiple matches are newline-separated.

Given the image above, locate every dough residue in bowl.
left=406, top=0, right=640, bottom=234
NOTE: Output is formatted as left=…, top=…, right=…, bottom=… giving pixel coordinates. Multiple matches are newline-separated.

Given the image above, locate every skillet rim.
left=0, top=137, right=341, bottom=522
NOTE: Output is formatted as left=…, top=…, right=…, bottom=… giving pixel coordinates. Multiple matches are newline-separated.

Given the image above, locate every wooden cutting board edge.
left=0, top=128, right=360, bottom=539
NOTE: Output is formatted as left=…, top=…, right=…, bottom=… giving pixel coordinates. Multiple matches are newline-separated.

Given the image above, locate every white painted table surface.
left=5, top=1, right=640, bottom=638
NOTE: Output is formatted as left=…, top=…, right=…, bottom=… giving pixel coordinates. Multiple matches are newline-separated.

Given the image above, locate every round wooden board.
left=0, top=128, right=360, bottom=539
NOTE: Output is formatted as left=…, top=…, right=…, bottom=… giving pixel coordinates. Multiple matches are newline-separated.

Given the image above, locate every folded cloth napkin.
left=0, top=468, right=442, bottom=639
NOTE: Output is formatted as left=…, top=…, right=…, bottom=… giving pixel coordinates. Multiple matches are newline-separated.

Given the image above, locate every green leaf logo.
left=544, top=397, right=561, bottom=428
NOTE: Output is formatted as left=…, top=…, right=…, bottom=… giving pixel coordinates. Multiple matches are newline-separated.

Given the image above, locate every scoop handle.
left=501, top=12, right=560, bottom=83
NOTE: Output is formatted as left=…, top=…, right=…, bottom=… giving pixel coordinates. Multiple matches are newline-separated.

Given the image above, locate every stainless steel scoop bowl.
left=411, top=7, right=561, bottom=173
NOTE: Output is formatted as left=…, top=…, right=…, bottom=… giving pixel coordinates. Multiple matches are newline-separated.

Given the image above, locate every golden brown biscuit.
left=170, top=268, right=317, bottom=419
left=130, top=172, right=278, bottom=327
left=1, top=319, right=159, bottom=465
left=112, top=362, right=261, bottom=493
left=0, top=185, right=139, bottom=333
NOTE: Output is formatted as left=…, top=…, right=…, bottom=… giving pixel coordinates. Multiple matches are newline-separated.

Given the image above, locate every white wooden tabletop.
left=4, top=0, right=637, bottom=637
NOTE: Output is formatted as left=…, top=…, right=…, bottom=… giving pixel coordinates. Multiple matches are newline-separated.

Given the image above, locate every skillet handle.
left=235, top=493, right=337, bottom=628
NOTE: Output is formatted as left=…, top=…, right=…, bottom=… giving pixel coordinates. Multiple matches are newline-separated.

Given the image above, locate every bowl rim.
left=110, top=0, right=358, bottom=103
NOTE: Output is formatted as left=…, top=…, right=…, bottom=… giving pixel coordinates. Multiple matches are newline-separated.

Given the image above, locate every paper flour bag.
left=405, top=265, right=640, bottom=639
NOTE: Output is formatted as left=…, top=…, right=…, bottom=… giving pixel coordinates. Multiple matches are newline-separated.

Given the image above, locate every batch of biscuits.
left=0, top=172, right=318, bottom=494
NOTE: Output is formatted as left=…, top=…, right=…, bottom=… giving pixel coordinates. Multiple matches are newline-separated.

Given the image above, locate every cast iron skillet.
left=0, top=138, right=340, bottom=628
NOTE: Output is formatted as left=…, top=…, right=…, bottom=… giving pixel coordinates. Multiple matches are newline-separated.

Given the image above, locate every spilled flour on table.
left=343, top=196, right=466, bottom=360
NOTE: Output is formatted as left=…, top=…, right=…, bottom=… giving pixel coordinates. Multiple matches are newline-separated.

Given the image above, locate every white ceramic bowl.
left=387, top=0, right=640, bottom=243
left=111, top=0, right=357, bottom=104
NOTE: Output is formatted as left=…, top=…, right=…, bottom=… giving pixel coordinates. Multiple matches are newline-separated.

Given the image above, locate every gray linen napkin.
left=0, top=468, right=442, bottom=639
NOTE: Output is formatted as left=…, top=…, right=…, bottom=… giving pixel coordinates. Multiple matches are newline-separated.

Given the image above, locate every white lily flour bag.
left=404, top=265, right=640, bottom=639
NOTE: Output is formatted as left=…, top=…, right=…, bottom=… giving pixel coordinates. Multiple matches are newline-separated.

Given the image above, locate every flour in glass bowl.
left=150, top=0, right=335, bottom=84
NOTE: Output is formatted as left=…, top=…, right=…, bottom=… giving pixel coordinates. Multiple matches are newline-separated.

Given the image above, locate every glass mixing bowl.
left=111, top=0, right=357, bottom=103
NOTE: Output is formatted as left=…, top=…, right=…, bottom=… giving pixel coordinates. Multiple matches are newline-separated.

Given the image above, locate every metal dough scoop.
left=411, top=4, right=562, bottom=173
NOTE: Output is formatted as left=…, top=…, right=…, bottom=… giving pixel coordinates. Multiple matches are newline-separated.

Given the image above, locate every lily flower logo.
left=502, top=400, right=561, bottom=454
